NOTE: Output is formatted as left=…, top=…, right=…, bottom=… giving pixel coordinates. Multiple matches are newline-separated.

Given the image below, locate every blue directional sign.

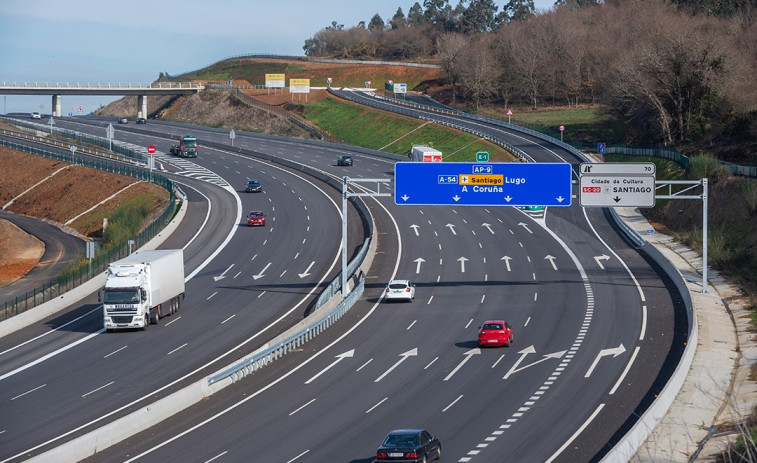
left=395, top=162, right=572, bottom=207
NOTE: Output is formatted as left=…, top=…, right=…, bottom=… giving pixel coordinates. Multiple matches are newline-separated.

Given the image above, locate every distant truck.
left=169, top=135, right=198, bottom=157
left=101, top=249, right=185, bottom=331
left=410, top=145, right=442, bottom=162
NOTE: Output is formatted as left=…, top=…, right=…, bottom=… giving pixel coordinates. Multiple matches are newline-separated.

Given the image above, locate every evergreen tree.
left=368, top=13, right=386, bottom=30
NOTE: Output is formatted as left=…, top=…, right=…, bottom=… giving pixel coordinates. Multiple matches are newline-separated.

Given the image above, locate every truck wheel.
left=141, top=314, right=148, bottom=330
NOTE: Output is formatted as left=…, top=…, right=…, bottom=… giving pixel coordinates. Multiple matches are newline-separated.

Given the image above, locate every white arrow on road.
left=375, top=348, right=418, bottom=382
left=444, top=348, right=480, bottom=381
left=253, top=262, right=272, bottom=280
left=594, top=254, right=611, bottom=270
left=503, top=346, right=566, bottom=379
left=518, top=222, right=533, bottom=234
left=298, top=261, right=315, bottom=278
left=584, top=344, right=626, bottom=378
left=213, top=264, right=235, bottom=282
left=501, top=255, right=512, bottom=272
left=305, top=349, right=355, bottom=384
left=458, top=256, right=468, bottom=273
left=545, top=255, right=558, bottom=271
left=482, top=223, right=495, bottom=234
left=414, top=257, right=426, bottom=274
left=410, top=224, right=420, bottom=236
left=446, top=224, right=457, bottom=235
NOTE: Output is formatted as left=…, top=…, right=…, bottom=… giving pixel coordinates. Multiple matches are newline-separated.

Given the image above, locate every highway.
left=0, top=105, right=686, bottom=462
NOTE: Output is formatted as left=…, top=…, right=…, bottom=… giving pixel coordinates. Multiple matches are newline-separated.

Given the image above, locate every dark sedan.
left=337, top=154, right=353, bottom=166
left=376, top=429, right=441, bottom=462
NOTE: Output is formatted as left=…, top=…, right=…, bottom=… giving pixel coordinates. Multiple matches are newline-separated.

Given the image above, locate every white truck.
left=101, top=249, right=185, bottom=331
left=410, top=145, right=442, bottom=162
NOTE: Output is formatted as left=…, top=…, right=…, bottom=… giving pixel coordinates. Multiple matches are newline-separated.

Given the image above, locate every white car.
left=384, top=279, right=415, bottom=302
left=30, top=112, right=41, bottom=119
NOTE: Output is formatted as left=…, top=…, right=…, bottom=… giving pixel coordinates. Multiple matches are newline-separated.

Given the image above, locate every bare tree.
left=436, top=33, right=468, bottom=102
left=458, top=35, right=500, bottom=111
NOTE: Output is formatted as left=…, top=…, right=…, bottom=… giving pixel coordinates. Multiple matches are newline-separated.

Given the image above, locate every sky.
left=0, top=0, right=554, bottom=115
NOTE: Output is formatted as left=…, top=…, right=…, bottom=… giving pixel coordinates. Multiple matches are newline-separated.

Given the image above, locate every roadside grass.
left=304, top=97, right=516, bottom=162
left=481, top=106, right=620, bottom=145
left=70, top=187, right=169, bottom=239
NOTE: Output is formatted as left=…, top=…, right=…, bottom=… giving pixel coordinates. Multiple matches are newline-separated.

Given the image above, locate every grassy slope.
left=304, top=96, right=516, bottom=161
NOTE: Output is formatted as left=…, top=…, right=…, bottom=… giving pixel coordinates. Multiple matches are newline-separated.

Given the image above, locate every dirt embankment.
left=0, top=146, right=169, bottom=285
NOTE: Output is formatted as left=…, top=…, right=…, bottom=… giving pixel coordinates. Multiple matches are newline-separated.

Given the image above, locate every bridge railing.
left=0, top=82, right=203, bottom=89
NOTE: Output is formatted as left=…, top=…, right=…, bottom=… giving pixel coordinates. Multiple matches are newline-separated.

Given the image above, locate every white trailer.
left=410, top=145, right=442, bottom=162
left=101, top=249, right=185, bottom=331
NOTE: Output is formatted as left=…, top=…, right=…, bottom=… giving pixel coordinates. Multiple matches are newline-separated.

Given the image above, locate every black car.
left=245, top=179, right=262, bottom=193
left=136, top=117, right=147, bottom=124
left=376, top=429, right=441, bottom=462
left=337, top=154, right=353, bottom=166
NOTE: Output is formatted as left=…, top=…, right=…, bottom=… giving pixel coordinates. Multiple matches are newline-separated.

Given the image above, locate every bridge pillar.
left=52, top=95, right=62, bottom=117
left=137, top=95, right=147, bottom=119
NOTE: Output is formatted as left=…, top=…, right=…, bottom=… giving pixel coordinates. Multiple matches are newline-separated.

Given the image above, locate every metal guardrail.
left=208, top=272, right=365, bottom=386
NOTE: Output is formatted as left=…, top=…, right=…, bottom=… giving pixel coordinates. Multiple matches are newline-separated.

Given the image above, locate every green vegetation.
left=304, top=97, right=516, bottom=161
left=99, top=199, right=152, bottom=247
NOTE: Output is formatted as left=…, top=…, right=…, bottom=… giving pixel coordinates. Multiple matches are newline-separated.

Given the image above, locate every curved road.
left=0, top=109, right=685, bottom=463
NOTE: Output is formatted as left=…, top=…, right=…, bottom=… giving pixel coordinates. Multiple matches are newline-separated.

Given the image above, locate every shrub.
left=101, top=203, right=150, bottom=248
left=688, top=153, right=731, bottom=182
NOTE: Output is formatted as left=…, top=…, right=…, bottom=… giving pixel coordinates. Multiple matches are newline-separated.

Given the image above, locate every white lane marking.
left=0, top=330, right=104, bottom=381
left=356, top=359, right=373, bottom=372
left=545, top=404, right=605, bottom=463
left=205, top=451, right=228, bottom=463
left=285, top=450, right=309, bottom=463
left=0, top=305, right=101, bottom=358
left=442, top=394, right=464, bottom=412
left=104, top=346, right=127, bottom=358
left=427, top=296, right=434, bottom=305
left=82, top=381, right=115, bottom=398
left=207, top=292, right=218, bottom=300
left=11, top=384, right=46, bottom=400
left=492, top=355, right=505, bottom=368
left=424, top=357, right=439, bottom=369
left=167, top=343, right=188, bottom=355
left=610, top=346, right=640, bottom=395
left=164, top=317, right=181, bottom=327
left=221, top=315, right=236, bottom=324
left=407, top=320, right=417, bottom=330
left=465, top=319, right=473, bottom=329
left=524, top=317, right=531, bottom=326
left=366, top=397, right=388, bottom=413
left=289, top=398, right=316, bottom=416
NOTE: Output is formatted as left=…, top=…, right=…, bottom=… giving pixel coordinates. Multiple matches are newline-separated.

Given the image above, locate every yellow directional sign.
left=459, top=174, right=503, bottom=186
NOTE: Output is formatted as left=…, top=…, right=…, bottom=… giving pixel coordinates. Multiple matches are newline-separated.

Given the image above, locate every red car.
left=478, top=320, right=513, bottom=347
left=247, top=211, right=266, bottom=226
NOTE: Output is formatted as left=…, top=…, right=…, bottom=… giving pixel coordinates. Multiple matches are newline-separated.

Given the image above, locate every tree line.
left=303, top=0, right=756, bottom=152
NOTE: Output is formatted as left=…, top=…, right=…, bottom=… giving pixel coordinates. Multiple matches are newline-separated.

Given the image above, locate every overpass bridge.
left=0, top=82, right=204, bottom=117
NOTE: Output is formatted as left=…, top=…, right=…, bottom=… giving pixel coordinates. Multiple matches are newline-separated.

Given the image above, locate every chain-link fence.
left=0, top=136, right=176, bottom=321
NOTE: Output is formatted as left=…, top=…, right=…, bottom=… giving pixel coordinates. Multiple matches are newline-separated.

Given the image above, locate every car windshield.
left=103, top=290, right=140, bottom=304
left=383, top=433, right=419, bottom=447
left=249, top=212, right=263, bottom=217
left=247, top=180, right=260, bottom=186
left=483, top=323, right=503, bottom=330
left=389, top=283, right=408, bottom=289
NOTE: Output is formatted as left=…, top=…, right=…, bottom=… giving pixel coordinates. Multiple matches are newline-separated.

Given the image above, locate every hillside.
left=0, top=144, right=169, bottom=284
